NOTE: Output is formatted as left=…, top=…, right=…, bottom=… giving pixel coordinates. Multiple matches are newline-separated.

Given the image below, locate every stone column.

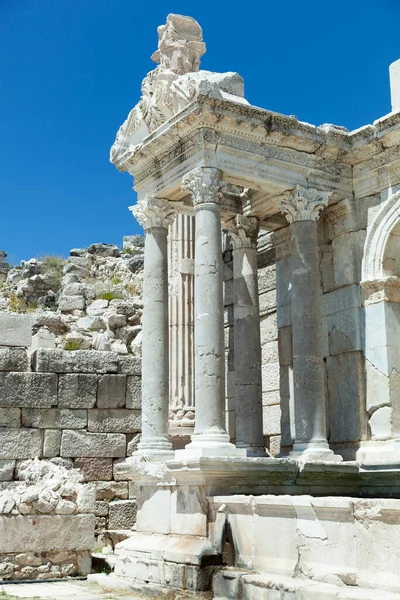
left=176, top=167, right=245, bottom=458
left=279, top=186, right=341, bottom=461
left=130, top=196, right=176, bottom=460
left=226, top=215, right=266, bottom=456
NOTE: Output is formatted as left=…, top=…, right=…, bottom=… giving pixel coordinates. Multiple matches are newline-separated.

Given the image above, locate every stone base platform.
left=214, top=569, right=400, bottom=600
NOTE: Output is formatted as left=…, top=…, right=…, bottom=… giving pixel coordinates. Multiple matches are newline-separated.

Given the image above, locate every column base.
left=175, top=432, right=246, bottom=459
left=290, top=442, right=343, bottom=462
left=236, top=442, right=267, bottom=457
left=135, top=439, right=174, bottom=462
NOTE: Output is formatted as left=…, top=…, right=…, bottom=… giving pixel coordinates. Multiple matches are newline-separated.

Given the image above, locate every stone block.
left=0, top=459, right=15, bottom=481
left=0, top=373, right=57, bottom=407
left=262, top=390, right=281, bottom=406
left=77, top=483, right=97, bottom=513
left=369, top=406, right=392, bottom=440
left=322, top=284, right=361, bottom=317
left=0, top=408, right=21, bottom=427
left=108, top=500, right=137, bottom=529
left=60, top=430, right=126, bottom=458
left=332, top=230, right=364, bottom=287
left=280, top=365, right=294, bottom=448
left=22, top=409, right=87, bottom=429
left=0, top=313, right=32, bottom=348
left=259, top=313, right=278, bottom=344
left=326, top=307, right=364, bottom=355
left=259, top=289, right=277, bottom=316
left=74, top=457, right=113, bottom=482
left=261, top=363, right=280, bottom=393
left=88, top=409, right=141, bottom=433
left=35, top=348, right=119, bottom=374
left=0, top=428, right=42, bottom=459
left=327, top=352, right=366, bottom=443
left=129, top=481, right=140, bottom=499
left=278, top=326, right=292, bottom=366
left=0, top=514, right=95, bottom=553
left=365, top=359, right=390, bottom=413
left=94, top=500, right=109, bottom=516
left=43, top=429, right=62, bottom=458
left=126, top=376, right=141, bottom=409
left=95, top=481, right=129, bottom=500
left=58, top=374, right=97, bottom=408
left=258, top=264, right=276, bottom=294
left=262, top=404, right=281, bottom=436
left=224, top=278, right=234, bottom=306
left=276, top=257, right=291, bottom=309
left=97, top=374, right=126, bottom=408
left=0, top=347, right=29, bottom=371
left=59, top=295, right=85, bottom=312
left=277, top=304, right=291, bottom=328
left=118, top=355, right=141, bottom=375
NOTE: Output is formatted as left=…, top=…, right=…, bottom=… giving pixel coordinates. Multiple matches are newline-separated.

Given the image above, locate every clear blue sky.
left=1, top=0, right=399, bottom=265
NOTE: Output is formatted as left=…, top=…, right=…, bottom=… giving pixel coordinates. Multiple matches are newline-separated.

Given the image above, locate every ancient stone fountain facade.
left=100, top=14, right=400, bottom=599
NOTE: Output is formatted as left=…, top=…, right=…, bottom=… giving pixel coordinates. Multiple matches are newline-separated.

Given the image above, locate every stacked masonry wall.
left=0, top=317, right=141, bottom=536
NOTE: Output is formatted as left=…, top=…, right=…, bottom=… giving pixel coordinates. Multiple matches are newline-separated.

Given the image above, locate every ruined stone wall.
left=0, top=333, right=141, bottom=536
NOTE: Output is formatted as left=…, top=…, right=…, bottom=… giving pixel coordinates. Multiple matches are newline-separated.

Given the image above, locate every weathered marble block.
left=0, top=313, right=32, bottom=348
left=58, top=373, right=97, bottom=408
left=22, top=408, right=87, bottom=429
left=35, top=348, right=119, bottom=374
left=0, top=372, right=57, bottom=407
left=0, top=428, right=43, bottom=459
left=0, top=514, right=95, bottom=553
left=74, top=457, right=113, bottom=482
left=0, top=347, right=29, bottom=371
left=118, top=355, right=141, bottom=375
left=88, top=409, right=141, bottom=433
left=108, top=499, right=137, bottom=529
left=126, top=376, right=141, bottom=409
left=60, top=430, right=126, bottom=457
left=97, top=374, right=127, bottom=408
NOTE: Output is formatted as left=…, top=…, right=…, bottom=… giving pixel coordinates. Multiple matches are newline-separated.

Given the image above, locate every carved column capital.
left=225, top=215, right=259, bottom=250
left=182, top=167, right=223, bottom=206
left=278, top=185, right=331, bottom=223
left=130, top=196, right=176, bottom=231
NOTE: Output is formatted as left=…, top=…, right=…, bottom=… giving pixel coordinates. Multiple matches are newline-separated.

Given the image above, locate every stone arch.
left=362, top=189, right=400, bottom=281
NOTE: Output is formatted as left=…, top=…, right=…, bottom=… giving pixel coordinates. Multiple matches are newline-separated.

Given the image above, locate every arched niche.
left=362, top=189, right=400, bottom=282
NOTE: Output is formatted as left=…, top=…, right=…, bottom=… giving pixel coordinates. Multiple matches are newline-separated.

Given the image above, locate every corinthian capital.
left=182, top=167, right=223, bottom=206
left=130, top=196, right=176, bottom=231
left=278, top=185, right=331, bottom=223
left=225, top=215, right=259, bottom=250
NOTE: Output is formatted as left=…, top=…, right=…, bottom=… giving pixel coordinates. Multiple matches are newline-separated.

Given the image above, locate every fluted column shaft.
left=176, top=167, right=245, bottom=458
left=130, top=197, right=176, bottom=459
left=227, top=215, right=266, bottom=456
left=279, top=186, right=341, bottom=461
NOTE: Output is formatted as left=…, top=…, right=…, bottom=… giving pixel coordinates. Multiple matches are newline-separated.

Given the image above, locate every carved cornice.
left=224, top=215, right=259, bottom=250
left=361, top=277, right=400, bottom=306
left=181, top=167, right=223, bottom=206
left=130, top=196, right=176, bottom=231
left=278, top=185, right=331, bottom=223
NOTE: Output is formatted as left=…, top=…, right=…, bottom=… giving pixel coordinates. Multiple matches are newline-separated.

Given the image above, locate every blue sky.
left=1, top=0, right=399, bottom=264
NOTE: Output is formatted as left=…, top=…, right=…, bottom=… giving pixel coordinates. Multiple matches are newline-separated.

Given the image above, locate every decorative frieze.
left=361, top=277, right=400, bottom=306
left=278, top=185, right=331, bottom=223
left=130, top=196, right=176, bottom=231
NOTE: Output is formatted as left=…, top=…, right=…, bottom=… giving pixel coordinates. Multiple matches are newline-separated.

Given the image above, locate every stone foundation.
left=0, top=550, right=91, bottom=581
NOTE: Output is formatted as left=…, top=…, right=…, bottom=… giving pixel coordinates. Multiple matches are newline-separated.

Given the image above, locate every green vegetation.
left=64, top=339, right=81, bottom=351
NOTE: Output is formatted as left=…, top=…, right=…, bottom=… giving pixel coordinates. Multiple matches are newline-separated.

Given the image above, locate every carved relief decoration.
left=181, top=167, right=223, bottom=205
left=110, top=14, right=246, bottom=171
left=130, top=196, right=176, bottom=231
left=278, top=185, right=331, bottom=223
left=361, top=277, right=400, bottom=306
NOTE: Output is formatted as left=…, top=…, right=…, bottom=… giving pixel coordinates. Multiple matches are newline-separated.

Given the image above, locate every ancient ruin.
left=101, top=13, right=400, bottom=600
left=1, top=11, right=400, bottom=600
